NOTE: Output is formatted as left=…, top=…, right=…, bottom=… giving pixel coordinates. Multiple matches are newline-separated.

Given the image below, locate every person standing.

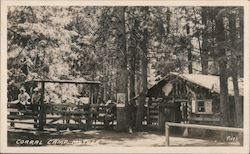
left=31, top=87, right=40, bottom=127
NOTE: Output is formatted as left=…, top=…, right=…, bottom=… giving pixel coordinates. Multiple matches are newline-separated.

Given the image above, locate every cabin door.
left=159, top=102, right=182, bottom=130
left=173, top=102, right=182, bottom=123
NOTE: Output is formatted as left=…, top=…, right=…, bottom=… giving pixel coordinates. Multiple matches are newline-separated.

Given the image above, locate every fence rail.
left=7, top=102, right=116, bottom=131
left=165, top=122, right=243, bottom=146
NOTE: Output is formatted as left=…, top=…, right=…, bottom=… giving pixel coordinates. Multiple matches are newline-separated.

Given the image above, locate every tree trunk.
left=200, top=7, right=209, bottom=75
left=115, top=6, right=128, bottom=132
left=215, top=9, right=230, bottom=128
left=129, top=19, right=138, bottom=102
left=237, top=9, right=244, bottom=145
left=108, top=67, right=113, bottom=101
left=135, top=73, right=141, bottom=96
left=103, top=67, right=108, bottom=103
left=187, top=48, right=192, bottom=74
left=229, top=11, right=243, bottom=128
left=239, top=8, right=244, bottom=78
left=136, top=6, right=149, bottom=131
left=129, top=55, right=136, bottom=100
left=166, top=7, right=171, bottom=35
left=210, top=17, right=220, bottom=75
left=186, top=23, right=192, bottom=74
left=127, top=16, right=138, bottom=132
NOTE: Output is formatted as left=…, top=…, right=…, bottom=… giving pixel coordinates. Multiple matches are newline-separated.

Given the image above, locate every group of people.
left=10, top=86, right=41, bottom=127
left=16, top=86, right=41, bottom=111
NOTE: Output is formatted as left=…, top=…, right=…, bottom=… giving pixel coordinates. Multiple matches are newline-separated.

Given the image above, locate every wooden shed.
left=145, top=72, right=244, bottom=134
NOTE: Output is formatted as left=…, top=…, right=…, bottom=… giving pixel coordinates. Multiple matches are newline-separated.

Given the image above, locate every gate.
left=44, top=103, right=116, bottom=131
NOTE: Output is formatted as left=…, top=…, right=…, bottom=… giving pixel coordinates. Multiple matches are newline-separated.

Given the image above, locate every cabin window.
left=192, top=99, right=213, bottom=114
left=197, top=101, right=205, bottom=112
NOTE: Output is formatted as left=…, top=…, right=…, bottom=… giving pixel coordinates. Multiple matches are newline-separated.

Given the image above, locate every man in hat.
left=17, top=87, right=30, bottom=110
left=31, top=87, right=40, bottom=105
left=31, top=87, right=40, bottom=127
left=9, top=87, right=30, bottom=126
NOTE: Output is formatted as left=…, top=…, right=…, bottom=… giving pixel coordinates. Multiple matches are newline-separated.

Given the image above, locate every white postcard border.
left=1, top=0, right=249, bottom=153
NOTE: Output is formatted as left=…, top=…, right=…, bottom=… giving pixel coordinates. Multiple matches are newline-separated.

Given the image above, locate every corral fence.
left=165, top=122, right=243, bottom=146
left=8, top=102, right=116, bottom=132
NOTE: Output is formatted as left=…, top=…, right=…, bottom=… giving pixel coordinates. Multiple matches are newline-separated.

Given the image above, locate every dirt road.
left=8, top=129, right=240, bottom=147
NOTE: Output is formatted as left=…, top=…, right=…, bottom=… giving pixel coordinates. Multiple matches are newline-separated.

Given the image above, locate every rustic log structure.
left=145, top=72, right=244, bottom=136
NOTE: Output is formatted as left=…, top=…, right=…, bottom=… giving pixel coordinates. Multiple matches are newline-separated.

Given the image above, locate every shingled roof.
left=148, top=72, right=244, bottom=96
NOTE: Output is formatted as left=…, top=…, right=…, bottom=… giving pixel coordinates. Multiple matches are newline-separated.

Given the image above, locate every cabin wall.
left=185, top=85, right=221, bottom=137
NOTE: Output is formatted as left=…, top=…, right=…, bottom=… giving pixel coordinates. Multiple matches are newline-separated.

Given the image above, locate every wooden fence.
left=7, top=102, right=116, bottom=131
left=165, top=122, right=243, bottom=146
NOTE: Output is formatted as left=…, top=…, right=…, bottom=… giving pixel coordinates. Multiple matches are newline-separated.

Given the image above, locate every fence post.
left=38, top=82, right=45, bottom=131
left=165, top=123, right=169, bottom=146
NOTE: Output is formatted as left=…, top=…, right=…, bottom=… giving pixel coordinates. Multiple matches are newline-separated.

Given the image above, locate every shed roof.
left=148, top=72, right=244, bottom=96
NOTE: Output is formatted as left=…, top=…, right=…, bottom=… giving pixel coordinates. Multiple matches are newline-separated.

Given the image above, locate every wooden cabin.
left=145, top=72, right=244, bottom=135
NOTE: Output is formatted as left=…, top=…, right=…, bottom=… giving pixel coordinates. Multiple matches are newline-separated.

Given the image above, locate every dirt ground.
left=8, top=129, right=241, bottom=147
